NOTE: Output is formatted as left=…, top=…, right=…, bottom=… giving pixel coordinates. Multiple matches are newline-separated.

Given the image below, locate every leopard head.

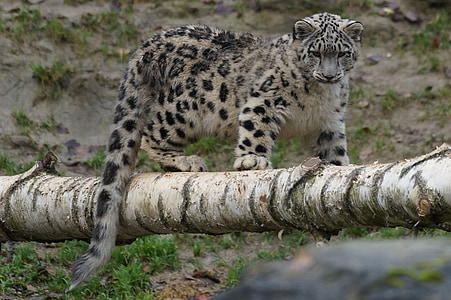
left=293, top=13, right=363, bottom=84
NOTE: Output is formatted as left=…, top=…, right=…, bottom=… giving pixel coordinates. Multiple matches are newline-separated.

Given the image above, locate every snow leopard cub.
left=70, top=12, right=363, bottom=289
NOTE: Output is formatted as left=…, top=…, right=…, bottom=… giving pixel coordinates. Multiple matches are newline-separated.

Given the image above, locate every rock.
left=366, top=54, right=384, bottom=65
left=404, top=12, right=420, bottom=23
left=9, top=135, right=34, bottom=148
left=216, top=239, right=451, bottom=300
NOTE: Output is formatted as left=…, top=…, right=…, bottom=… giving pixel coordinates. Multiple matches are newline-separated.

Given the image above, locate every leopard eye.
left=311, top=51, right=321, bottom=57
left=338, top=51, right=349, bottom=58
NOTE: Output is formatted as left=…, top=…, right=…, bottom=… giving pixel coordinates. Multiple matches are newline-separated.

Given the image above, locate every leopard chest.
left=278, top=83, right=344, bottom=140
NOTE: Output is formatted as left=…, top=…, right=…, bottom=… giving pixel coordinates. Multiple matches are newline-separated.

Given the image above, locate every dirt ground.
left=0, top=0, right=450, bottom=298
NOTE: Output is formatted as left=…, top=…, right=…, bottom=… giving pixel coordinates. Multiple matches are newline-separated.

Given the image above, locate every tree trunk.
left=0, top=144, right=450, bottom=244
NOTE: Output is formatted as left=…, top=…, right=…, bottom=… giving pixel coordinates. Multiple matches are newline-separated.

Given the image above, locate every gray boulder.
left=217, top=239, right=451, bottom=300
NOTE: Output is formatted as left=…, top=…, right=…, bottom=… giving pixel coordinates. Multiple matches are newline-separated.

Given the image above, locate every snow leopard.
left=70, top=12, right=363, bottom=289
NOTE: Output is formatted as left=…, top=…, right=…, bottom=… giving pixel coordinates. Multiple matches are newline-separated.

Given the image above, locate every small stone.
left=9, top=135, right=33, bottom=147
left=404, top=12, right=420, bottom=23
left=357, top=100, right=369, bottom=108
left=386, top=1, right=400, bottom=11
left=367, top=54, right=384, bottom=65
left=445, top=67, right=451, bottom=79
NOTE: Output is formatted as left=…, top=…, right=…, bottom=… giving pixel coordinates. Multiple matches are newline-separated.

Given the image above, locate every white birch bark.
left=0, top=144, right=450, bottom=243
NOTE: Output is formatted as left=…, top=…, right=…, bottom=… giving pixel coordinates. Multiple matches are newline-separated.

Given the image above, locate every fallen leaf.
left=382, top=7, right=395, bottom=16
left=46, top=266, right=57, bottom=277
left=185, top=274, right=197, bottom=281
left=142, top=263, right=151, bottom=273
left=6, top=7, right=21, bottom=13
left=192, top=269, right=221, bottom=283
left=430, top=35, right=442, bottom=48
left=26, top=284, right=38, bottom=292
left=196, top=294, right=209, bottom=300
left=57, top=124, right=69, bottom=134
left=362, top=127, right=372, bottom=134
left=192, top=269, right=207, bottom=278
left=404, top=12, right=420, bottom=23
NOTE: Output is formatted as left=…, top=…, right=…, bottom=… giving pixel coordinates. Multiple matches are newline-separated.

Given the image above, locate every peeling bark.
left=0, top=144, right=451, bottom=244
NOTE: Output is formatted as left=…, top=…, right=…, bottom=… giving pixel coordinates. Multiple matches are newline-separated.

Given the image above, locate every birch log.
left=0, top=144, right=451, bottom=244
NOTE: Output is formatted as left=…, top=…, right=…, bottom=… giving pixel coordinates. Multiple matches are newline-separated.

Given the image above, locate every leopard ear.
left=293, top=19, right=316, bottom=40
left=344, top=21, right=364, bottom=43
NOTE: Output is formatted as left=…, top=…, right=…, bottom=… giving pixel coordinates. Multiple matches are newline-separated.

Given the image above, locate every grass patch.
left=13, top=6, right=42, bottom=38
left=271, top=137, right=304, bottom=168
left=57, top=240, right=89, bottom=264
left=347, top=124, right=374, bottom=163
left=185, top=137, right=234, bottom=170
left=12, top=110, right=34, bottom=136
left=40, top=118, right=59, bottom=132
left=386, top=258, right=447, bottom=288
left=46, top=18, right=70, bottom=41
left=30, top=61, right=74, bottom=88
left=340, top=227, right=370, bottom=239
left=184, top=137, right=232, bottom=155
left=80, top=10, right=140, bottom=48
left=9, top=7, right=73, bottom=42
left=0, top=244, right=41, bottom=294
left=0, top=155, right=19, bottom=175
left=221, top=256, right=250, bottom=288
left=66, top=236, right=178, bottom=298
left=380, top=89, right=399, bottom=110
left=413, top=12, right=450, bottom=54
left=112, top=235, right=180, bottom=273
left=256, top=250, right=286, bottom=260
left=30, top=61, right=75, bottom=100
left=0, top=152, right=46, bottom=176
left=412, top=85, right=451, bottom=126
left=85, top=150, right=106, bottom=170
left=380, top=227, right=408, bottom=239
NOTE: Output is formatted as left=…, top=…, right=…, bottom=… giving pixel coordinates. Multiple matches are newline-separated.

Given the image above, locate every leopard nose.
left=324, top=75, right=335, bottom=81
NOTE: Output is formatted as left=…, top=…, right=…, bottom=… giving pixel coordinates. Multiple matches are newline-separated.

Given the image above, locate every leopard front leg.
left=307, top=123, right=350, bottom=166
left=233, top=107, right=279, bottom=171
left=141, top=125, right=208, bottom=172
left=142, top=144, right=208, bottom=172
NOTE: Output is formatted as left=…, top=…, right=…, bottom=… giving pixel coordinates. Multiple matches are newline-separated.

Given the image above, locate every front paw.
left=161, top=155, right=208, bottom=172
left=233, top=154, right=272, bottom=171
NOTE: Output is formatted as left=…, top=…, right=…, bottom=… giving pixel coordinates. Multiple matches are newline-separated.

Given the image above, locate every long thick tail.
left=69, top=61, right=144, bottom=290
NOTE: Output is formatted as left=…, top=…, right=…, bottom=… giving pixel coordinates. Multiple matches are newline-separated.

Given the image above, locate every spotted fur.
left=70, top=12, right=363, bottom=289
